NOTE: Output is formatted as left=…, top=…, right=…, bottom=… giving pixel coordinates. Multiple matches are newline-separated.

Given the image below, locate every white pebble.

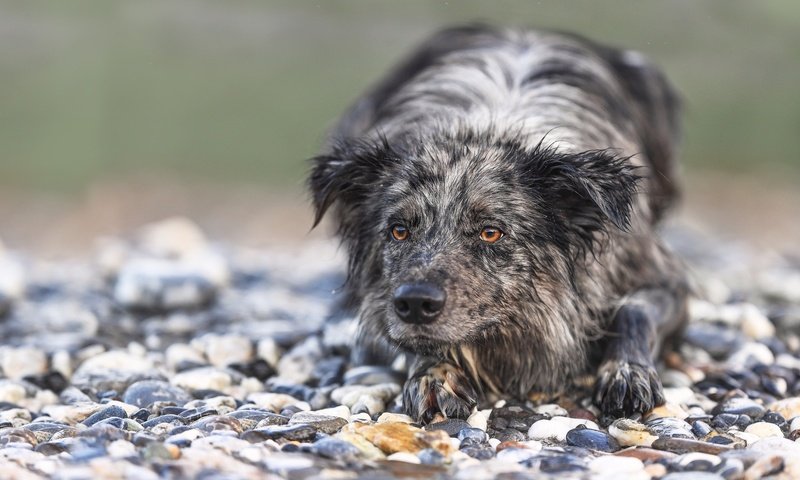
left=313, top=405, right=350, bottom=420
left=0, top=347, right=47, bottom=380
left=534, top=404, right=568, bottom=417
left=740, top=303, right=775, bottom=339
left=467, top=409, right=488, bottom=431
left=590, top=455, right=644, bottom=474
left=528, top=417, right=598, bottom=442
left=377, top=412, right=413, bottom=424
left=386, top=452, right=421, bottom=464
left=745, top=422, right=784, bottom=439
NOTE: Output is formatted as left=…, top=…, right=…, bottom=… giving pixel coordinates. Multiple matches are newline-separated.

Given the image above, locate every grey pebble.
left=123, top=380, right=193, bottom=408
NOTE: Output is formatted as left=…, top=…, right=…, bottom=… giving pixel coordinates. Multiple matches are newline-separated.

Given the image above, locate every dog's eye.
left=479, top=226, right=504, bottom=243
left=390, top=224, right=409, bottom=241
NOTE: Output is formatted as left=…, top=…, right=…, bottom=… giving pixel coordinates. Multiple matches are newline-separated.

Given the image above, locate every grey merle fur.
left=308, top=25, right=688, bottom=423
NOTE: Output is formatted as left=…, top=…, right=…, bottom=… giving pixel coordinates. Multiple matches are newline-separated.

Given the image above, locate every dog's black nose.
left=393, top=283, right=446, bottom=324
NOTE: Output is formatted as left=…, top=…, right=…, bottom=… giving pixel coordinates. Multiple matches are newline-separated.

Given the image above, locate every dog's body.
left=310, top=26, right=688, bottom=422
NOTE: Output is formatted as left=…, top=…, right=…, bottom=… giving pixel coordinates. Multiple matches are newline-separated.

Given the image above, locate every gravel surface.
left=1, top=217, right=799, bottom=479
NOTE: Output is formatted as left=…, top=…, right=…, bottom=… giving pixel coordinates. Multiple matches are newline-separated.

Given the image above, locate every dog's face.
left=310, top=131, right=638, bottom=354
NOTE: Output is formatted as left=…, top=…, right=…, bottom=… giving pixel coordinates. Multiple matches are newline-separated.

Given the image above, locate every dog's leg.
left=594, top=286, right=687, bottom=418
left=403, top=357, right=479, bottom=424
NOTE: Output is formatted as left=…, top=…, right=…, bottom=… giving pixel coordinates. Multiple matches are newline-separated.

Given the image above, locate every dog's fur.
left=309, top=25, right=688, bottom=422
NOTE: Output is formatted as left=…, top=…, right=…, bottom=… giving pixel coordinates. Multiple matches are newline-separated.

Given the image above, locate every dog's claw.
left=403, top=362, right=478, bottom=424
left=594, top=359, right=664, bottom=418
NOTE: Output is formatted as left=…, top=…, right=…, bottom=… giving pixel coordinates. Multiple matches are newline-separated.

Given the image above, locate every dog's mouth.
left=387, top=319, right=462, bottom=355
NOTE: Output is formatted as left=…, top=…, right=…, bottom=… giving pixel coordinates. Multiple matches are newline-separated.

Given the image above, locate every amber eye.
left=391, top=224, right=409, bottom=241
left=479, top=226, right=504, bottom=243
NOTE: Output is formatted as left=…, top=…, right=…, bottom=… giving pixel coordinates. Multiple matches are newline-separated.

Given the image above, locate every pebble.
left=114, top=258, right=219, bottom=311
left=713, top=397, right=766, bottom=418
left=171, top=367, right=233, bottom=392
left=566, top=426, right=620, bottom=452
left=609, top=419, right=658, bottom=447
left=589, top=455, right=646, bottom=476
left=0, top=224, right=797, bottom=478
left=377, top=412, right=414, bottom=424
left=528, top=416, right=598, bottom=442
left=288, top=412, right=347, bottom=434
left=0, top=347, right=48, bottom=380
left=744, top=421, right=784, bottom=439
left=769, top=397, right=800, bottom=420
left=426, top=419, right=472, bottom=437
left=123, top=380, right=193, bottom=408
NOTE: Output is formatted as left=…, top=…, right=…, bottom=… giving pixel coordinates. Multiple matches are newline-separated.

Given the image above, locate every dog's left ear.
left=528, top=148, right=640, bottom=244
left=308, top=140, right=392, bottom=227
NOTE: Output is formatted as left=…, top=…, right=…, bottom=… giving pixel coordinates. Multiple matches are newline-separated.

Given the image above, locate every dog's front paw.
left=594, top=359, right=665, bottom=418
left=403, top=362, right=478, bottom=424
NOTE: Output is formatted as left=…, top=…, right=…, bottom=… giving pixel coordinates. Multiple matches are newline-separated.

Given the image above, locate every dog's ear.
left=598, top=47, right=682, bottom=220
left=528, top=148, right=640, bottom=244
left=308, top=140, right=393, bottom=227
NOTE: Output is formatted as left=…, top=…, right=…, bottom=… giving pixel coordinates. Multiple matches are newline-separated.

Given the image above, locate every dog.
left=309, top=25, right=689, bottom=423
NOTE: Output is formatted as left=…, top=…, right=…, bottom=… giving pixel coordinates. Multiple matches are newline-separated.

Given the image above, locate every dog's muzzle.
left=393, top=283, right=446, bottom=325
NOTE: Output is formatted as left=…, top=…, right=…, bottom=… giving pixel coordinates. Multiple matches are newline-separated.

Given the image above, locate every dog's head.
left=309, top=131, right=639, bottom=354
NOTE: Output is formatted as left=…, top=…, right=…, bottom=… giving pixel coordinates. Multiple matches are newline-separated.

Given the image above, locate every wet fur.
left=309, top=25, right=688, bottom=421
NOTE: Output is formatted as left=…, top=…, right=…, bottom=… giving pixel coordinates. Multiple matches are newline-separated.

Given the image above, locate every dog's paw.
left=594, top=359, right=665, bottom=418
left=403, top=363, right=478, bottom=424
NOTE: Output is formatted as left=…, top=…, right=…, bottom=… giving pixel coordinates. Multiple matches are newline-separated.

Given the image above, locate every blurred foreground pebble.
left=0, top=220, right=799, bottom=479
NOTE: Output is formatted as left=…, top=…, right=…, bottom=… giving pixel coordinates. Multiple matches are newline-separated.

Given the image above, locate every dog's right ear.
left=307, top=139, right=393, bottom=227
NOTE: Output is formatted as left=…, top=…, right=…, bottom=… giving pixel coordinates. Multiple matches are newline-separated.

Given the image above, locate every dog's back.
left=327, top=25, right=681, bottom=223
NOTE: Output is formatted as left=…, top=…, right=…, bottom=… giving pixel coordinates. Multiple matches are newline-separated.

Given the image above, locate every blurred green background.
left=1, top=0, right=799, bottom=192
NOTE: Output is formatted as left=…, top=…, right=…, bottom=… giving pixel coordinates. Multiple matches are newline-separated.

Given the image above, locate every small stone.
left=676, top=451, right=721, bottom=470
left=312, top=405, right=350, bottom=420
left=651, top=437, right=734, bottom=455
left=769, top=397, right=800, bottom=421
left=533, top=404, right=568, bottom=417
left=377, top=413, right=414, bottom=424
left=256, top=338, right=281, bottom=368
left=457, top=428, right=488, bottom=443
left=739, top=303, right=775, bottom=339
left=386, top=452, right=421, bottom=464
left=193, top=333, right=253, bottom=368
left=566, top=426, right=620, bottom=452
left=426, top=419, right=471, bottom=437
left=288, top=412, right=347, bottom=434
left=647, top=402, right=689, bottom=420
left=82, top=406, right=128, bottom=427
left=609, top=419, right=658, bottom=447
left=242, top=424, right=317, bottom=443
left=744, top=421, right=783, bottom=439
left=123, top=380, right=192, bottom=408
left=0, top=347, right=48, bottom=380
left=645, top=417, right=695, bottom=438
left=528, top=416, right=598, bottom=442
left=311, top=437, right=360, bottom=461
left=417, top=448, right=446, bottom=465
left=748, top=436, right=800, bottom=459
left=467, top=410, right=489, bottom=431
left=114, top=258, right=218, bottom=311
left=726, top=342, right=775, bottom=369
left=171, top=367, right=233, bottom=392
left=589, top=455, right=645, bottom=475
left=496, top=447, right=537, bottom=463
left=713, top=397, right=766, bottom=419
left=346, top=422, right=452, bottom=456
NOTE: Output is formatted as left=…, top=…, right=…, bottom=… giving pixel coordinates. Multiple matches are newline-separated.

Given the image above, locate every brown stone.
left=496, top=441, right=530, bottom=452
left=348, top=422, right=453, bottom=456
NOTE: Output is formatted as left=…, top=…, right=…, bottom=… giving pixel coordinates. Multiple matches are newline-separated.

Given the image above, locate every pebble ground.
left=1, top=217, right=799, bottom=479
